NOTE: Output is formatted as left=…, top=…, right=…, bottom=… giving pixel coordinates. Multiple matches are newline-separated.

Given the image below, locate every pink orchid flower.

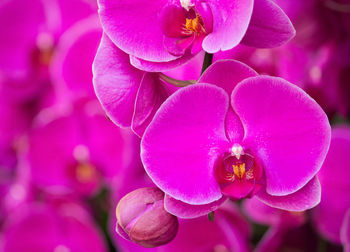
left=97, top=0, right=295, bottom=71
left=27, top=100, right=134, bottom=196
left=2, top=200, right=107, bottom=252
left=141, top=60, right=331, bottom=218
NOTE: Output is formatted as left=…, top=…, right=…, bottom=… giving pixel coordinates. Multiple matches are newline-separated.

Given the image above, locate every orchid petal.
left=141, top=84, right=230, bottom=204
left=232, top=76, right=331, bottom=195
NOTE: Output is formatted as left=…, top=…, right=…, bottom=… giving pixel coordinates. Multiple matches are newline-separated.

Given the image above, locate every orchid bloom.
left=27, top=100, right=134, bottom=196
left=97, top=0, right=295, bottom=71
left=141, top=60, right=331, bottom=219
left=50, top=15, right=102, bottom=101
left=2, top=201, right=107, bottom=252
left=0, top=0, right=96, bottom=103
left=312, top=126, right=350, bottom=245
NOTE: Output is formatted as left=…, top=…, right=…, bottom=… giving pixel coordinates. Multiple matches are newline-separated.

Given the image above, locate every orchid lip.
left=215, top=144, right=263, bottom=200
left=181, top=3, right=212, bottom=36
left=160, top=1, right=213, bottom=55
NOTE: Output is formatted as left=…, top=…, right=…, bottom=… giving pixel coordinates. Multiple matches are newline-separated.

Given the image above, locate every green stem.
left=317, top=236, right=327, bottom=252
left=208, top=211, right=215, bottom=222
left=158, top=73, right=196, bottom=87
left=201, top=53, right=213, bottom=74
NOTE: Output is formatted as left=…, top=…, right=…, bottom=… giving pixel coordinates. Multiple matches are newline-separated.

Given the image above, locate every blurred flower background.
left=0, top=0, right=349, bottom=251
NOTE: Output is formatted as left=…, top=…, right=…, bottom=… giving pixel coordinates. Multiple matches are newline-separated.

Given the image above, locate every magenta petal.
left=164, top=195, right=227, bottom=219
left=98, top=0, right=177, bottom=62
left=203, top=0, right=253, bottom=53
left=132, top=73, right=168, bottom=137
left=243, top=197, right=306, bottom=228
left=0, top=0, right=46, bottom=73
left=243, top=198, right=282, bottom=226
left=191, top=36, right=205, bottom=55
left=83, top=112, right=132, bottom=180
left=199, top=60, right=258, bottom=95
left=130, top=52, right=195, bottom=72
left=232, top=76, right=331, bottom=195
left=196, top=2, right=213, bottom=33
left=160, top=5, right=186, bottom=38
left=28, top=115, right=80, bottom=189
left=256, top=177, right=321, bottom=211
left=222, top=179, right=255, bottom=199
left=92, top=34, right=142, bottom=127
left=50, top=16, right=102, bottom=99
left=198, top=60, right=257, bottom=143
left=51, top=0, right=96, bottom=36
left=241, top=0, right=295, bottom=48
left=141, top=84, right=229, bottom=204
left=163, top=35, right=195, bottom=56
left=3, top=203, right=107, bottom=252
left=225, top=108, right=244, bottom=143
left=164, top=52, right=204, bottom=81
left=160, top=203, right=250, bottom=252
left=312, top=126, right=350, bottom=244
left=341, top=210, right=350, bottom=252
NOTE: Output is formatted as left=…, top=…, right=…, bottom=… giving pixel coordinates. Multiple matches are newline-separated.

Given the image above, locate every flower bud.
left=116, top=187, right=179, bottom=248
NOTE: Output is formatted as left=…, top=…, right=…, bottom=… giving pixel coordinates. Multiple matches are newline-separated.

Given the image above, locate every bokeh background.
left=0, top=0, right=349, bottom=251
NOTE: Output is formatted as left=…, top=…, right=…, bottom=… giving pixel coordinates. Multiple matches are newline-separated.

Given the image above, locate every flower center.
left=66, top=145, right=100, bottom=194
left=185, top=14, right=205, bottom=35
left=215, top=144, right=263, bottom=199
left=34, top=32, right=55, bottom=66
left=233, top=163, right=246, bottom=180
left=75, top=162, right=97, bottom=183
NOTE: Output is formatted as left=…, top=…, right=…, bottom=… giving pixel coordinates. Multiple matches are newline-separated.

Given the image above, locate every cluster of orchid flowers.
left=0, top=0, right=350, bottom=251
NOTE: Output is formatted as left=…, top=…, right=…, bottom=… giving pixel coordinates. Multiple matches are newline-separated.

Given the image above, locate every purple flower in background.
left=50, top=15, right=102, bottom=101
left=0, top=90, right=36, bottom=218
left=342, top=210, right=350, bottom=252
left=2, top=200, right=107, bottom=252
left=0, top=0, right=47, bottom=76
left=97, top=0, right=295, bottom=71
left=141, top=60, right=330, bottom=219
left=160, top=202, right=251, bottom=252
left=243, top=198, right=307, bottom=252
left=312, top=126, right=350, bottom=244
left=275, top=40, right=350, bottom=118
left=0, top=0, right=96, bottom=103
left=0, top=155, right=32, bottom=226
left=272, top=0, right=350, bottom=117
left=1, top=0, right=350, bottom=250
left=243, top=197, right=306, bottom=229
left=27, top=100, right=135, bottom=196
left=0, top=0, right=51, bottom=103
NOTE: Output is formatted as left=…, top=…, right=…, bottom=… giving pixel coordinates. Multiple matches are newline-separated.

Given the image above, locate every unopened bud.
left=116, top=187, right=179, bottom=248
